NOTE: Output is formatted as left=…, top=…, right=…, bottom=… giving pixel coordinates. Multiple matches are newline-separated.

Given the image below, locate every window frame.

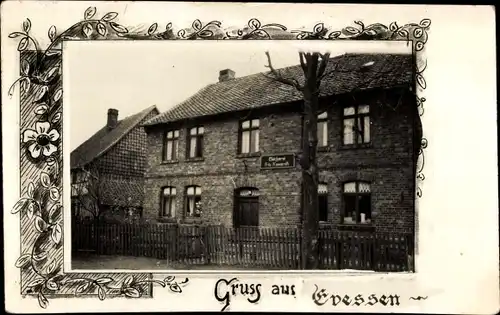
left=163, top=130, right=180, bottom=161
left=186, top=126, right=204, bottom=159
left=342, top=104, right=371, bottom=146
left=341, top=181, right=372, bottom=225
left=301, top=111, right=329, bottom=148
left=185, top=185, right=202, bottom=217
left=317, top=111, right=328, bottom=147
left=160, top=186, right=177, bottom=218
left=238, top=118, right=260, bottom=154
left=318, top=182, right=328, bottom=222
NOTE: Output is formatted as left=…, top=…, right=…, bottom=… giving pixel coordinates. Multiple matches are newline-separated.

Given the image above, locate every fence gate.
left=234, top=227, right=259, bottom=262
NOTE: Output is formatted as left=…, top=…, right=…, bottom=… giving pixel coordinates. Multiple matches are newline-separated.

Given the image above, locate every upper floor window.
left=342, top=181, right=371, bottom=225
left=185, top=185, right=202, bottom=217
left=318, top=183, right=328, bottom=222
left=343, top=105, right=370, bottom=145
left=317, top=112, right=328, bottom=147
left=160, top=187, right=176, bottom=217
left=301, top=112, right=328, bottom=147
left=163, top=130, right=179, bottom=161
left=239, top=119, right=259, bottom=154
left=187, top=126, right=204, bottom=158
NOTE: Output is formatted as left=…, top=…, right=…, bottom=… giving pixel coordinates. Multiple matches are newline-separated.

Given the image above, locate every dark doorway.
left=233, top=187, right=259, bottom=228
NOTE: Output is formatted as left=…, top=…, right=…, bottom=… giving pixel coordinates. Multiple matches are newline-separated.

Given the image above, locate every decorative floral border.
left=7, top=6, right=430, bottom=309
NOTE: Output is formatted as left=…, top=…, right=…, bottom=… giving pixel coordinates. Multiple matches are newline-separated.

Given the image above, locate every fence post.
left=203, top=225, right=210, bottom=265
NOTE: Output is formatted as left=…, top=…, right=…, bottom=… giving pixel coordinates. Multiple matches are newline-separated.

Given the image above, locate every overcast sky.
left=65, top=40, right=410, bottom=151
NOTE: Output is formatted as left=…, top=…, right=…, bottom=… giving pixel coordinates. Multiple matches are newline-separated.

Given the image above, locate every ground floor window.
left=234, top=187, right=259, bottom=227
left=160, top=187, right=176, bottom=218
left=342, top=181, right=372, bottom=224
left=185, top=185, right=202, bottom=217
left=318, top=183, right=328, bottom=222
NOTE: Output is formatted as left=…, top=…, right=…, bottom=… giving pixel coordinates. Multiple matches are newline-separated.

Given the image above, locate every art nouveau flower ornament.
left=22, top=121, right=60, bottom=158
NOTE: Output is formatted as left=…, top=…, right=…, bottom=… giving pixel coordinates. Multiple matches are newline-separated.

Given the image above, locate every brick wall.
left=144, top=171, right=302, bottom=227
left=144, top=88, right=417, bottom=233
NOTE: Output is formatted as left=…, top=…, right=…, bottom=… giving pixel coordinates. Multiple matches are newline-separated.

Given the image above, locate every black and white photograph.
left=69, top=40, right=419, bottom=272
left=3, top=2, right=497, bottom=313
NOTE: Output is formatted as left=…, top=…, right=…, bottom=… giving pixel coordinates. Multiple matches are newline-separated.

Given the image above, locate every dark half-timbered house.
left=70, top=105, right=159, bottom=222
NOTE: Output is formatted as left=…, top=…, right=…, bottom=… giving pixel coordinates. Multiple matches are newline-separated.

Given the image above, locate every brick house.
left=142, top=53, right=421, bottom=234
left=70, top=105, right=159, bottom=221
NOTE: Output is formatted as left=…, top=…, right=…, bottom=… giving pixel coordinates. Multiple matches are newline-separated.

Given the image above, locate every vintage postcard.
left=2, top=1, right=498, bottom=313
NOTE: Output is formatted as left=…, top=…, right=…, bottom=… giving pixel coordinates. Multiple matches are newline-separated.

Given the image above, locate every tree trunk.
left=300, top=55, right=320, bottom=270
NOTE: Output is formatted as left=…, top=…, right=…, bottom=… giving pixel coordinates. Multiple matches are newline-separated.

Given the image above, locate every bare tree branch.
left=260, top=73, right=301, bottom=90
left=264, top=51, right=303, bottom=91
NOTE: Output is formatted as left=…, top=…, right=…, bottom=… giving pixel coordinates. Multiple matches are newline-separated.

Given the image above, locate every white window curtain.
left=317, top=112, right=328, bottom=147
left=241, top=130, right=250, bottom=153
left=251, top=129, right=259, bottom=152
left=359, top=182, right=371, bottom=193
left=189, top=139, right=197, bottom=157
left=343, top=182, right=356, bottom=193
left=166, top=141, right=173, bottom=160
left=343, top=118, right=355, bottom=144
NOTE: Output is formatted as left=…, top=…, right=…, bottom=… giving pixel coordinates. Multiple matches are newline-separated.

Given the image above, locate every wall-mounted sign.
left=260, top=154, right=295, bottom=169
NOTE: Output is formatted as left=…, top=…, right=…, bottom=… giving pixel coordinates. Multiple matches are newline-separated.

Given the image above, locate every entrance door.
left=234, top=188, right=259, bottom=227
left=234, top=188, right=259, bottom=261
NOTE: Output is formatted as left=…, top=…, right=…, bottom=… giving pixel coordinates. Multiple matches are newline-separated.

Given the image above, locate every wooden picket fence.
left=72, top=220, right=413, bottom=271
left=318, top=230, right=414, bottom=271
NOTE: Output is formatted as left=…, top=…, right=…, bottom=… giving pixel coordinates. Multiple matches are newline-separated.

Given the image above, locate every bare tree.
left=71, top=160, right=107, bottom=223
left=265, top=52, right=419, bottom=270
left=71, top=157, right=139, bottom=223
left=265, top=51, right=330, bottom=269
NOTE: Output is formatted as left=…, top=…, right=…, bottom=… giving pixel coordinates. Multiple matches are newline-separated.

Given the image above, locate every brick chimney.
left=218, top=69, right=235, bottom=82
left=107, top=108, right=118, bottom=129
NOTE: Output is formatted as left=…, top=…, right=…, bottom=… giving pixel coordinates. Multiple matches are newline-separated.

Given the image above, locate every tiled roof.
left=145, top=53, right=412, bottom=126
left=100, top=179, right=144, bottom=208
left=71, top=105, right=158, bottom=169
